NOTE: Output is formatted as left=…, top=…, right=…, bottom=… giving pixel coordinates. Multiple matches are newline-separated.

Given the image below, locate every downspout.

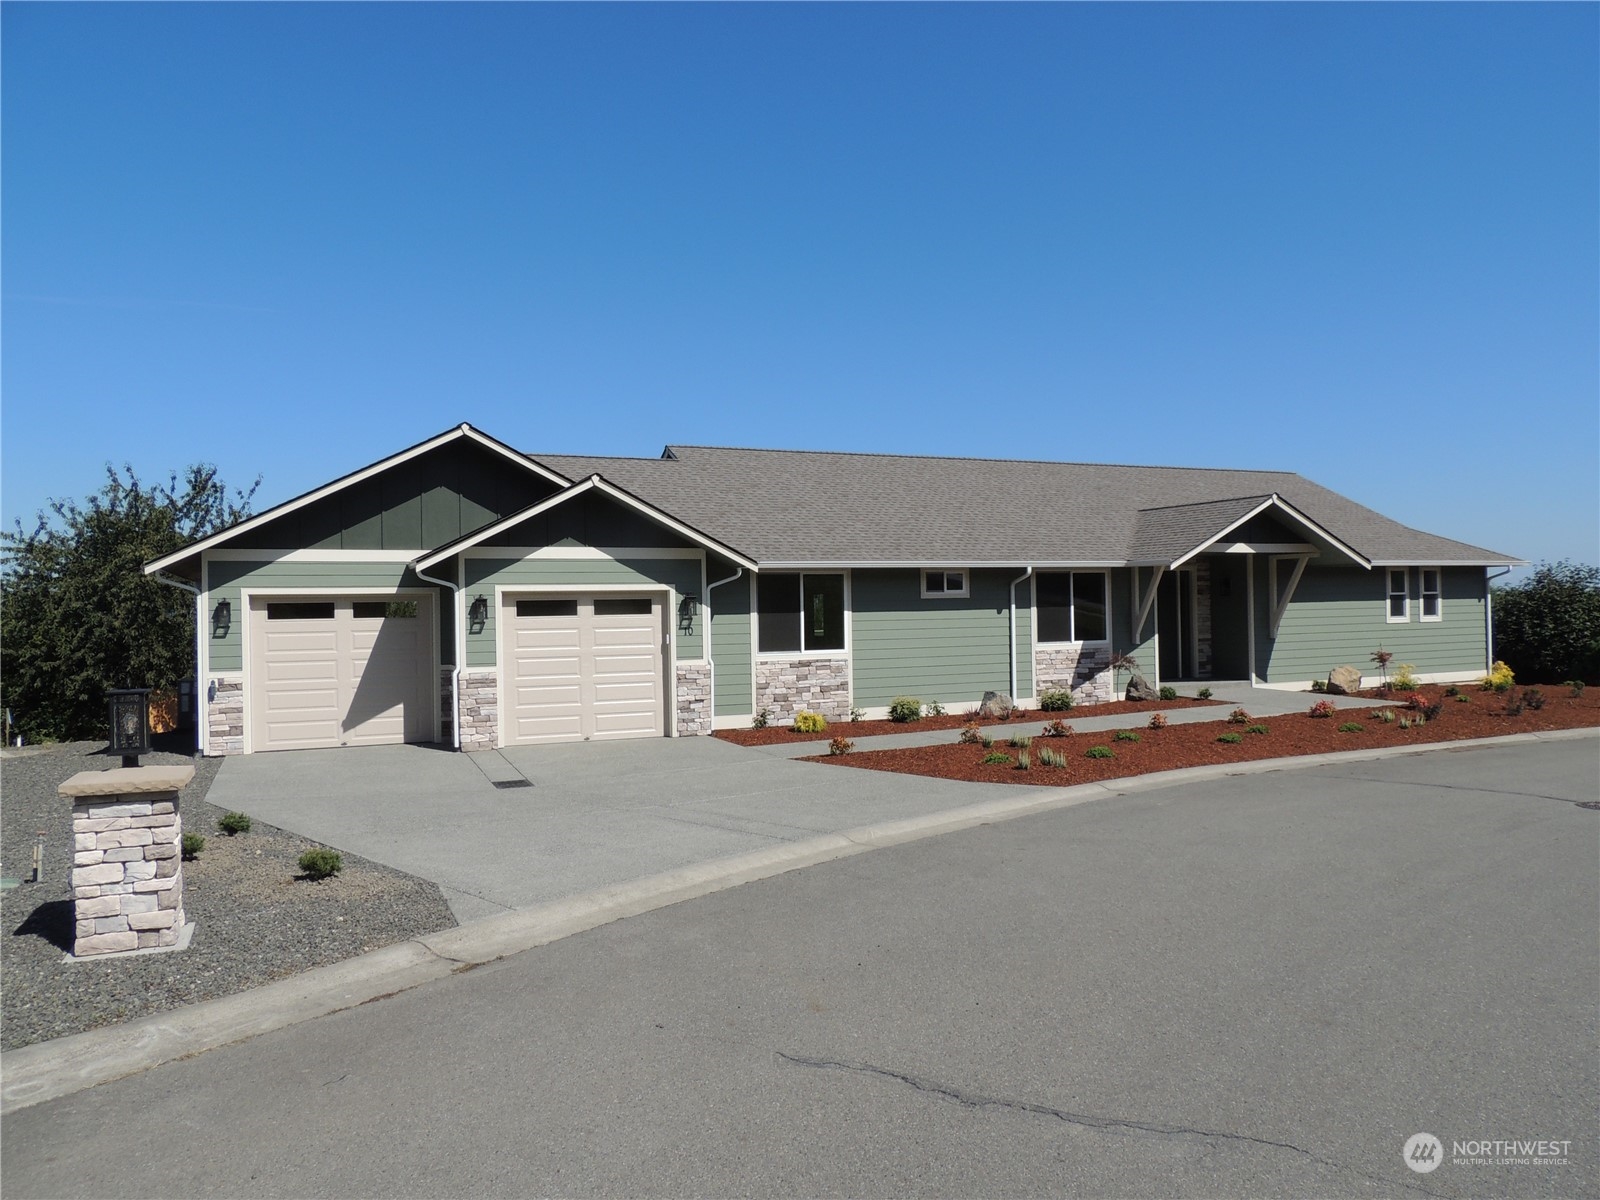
left=414, top=562, right=462, bottom=750
left=704, top=567, right=744, bottom=731
left=1484, top=566, right=1512, bottom=672
left=152, top=573, right=202, bottom=755
left=1008, top=566, right=1034, bottom=700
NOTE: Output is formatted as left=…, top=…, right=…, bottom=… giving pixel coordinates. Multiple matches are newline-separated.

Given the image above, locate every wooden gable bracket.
left=1268, top=554, right=1313, bottom=639
left=1131, top=565, right=1165, bottom=643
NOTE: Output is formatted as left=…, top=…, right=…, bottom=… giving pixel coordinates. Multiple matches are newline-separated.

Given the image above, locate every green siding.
left=463, top=556, right=704, bottom=667
left=709, top=565, right=752, bottom=717
left=227, top=440, right=557, bottom=552
left=1114, top=567, right=1160, bottom=689
left=1257, top=565, right=1487, bottom=683
left=204, top=559, right=450, bottom=673
left=852, top=569, right=1026, bottom=708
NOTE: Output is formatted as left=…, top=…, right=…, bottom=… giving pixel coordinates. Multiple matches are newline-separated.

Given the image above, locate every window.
left=1387, top=569, right=1409, bottom=622
left=266, top=602, right=334, bottom=620
left=516, top=599, right=579, bottom=618
left=1036, top=571, right=1109, bottom=643
left=757, top=573, right=845, bottom=654
left=594, top=597, right=653, bottom=617
left=1420, top=569, right=1441, bottom=621
left=352, top=600, right=417, bottom=619
left=921, top=570, right=969, bottom=599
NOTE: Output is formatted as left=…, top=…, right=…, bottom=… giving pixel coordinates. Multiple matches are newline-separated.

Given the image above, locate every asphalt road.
left=5, top=739, right=1596, bottom=1198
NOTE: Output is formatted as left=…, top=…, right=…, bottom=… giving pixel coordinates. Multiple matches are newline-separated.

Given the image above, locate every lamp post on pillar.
left=107, top=688, right=152, bottom=768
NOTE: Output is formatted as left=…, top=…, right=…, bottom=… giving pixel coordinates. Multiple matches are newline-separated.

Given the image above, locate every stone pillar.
left=59, top=766, right=194, bottom=957
left=458, top=669, right=499, bottom=751
left=205, top=677, right=245, bottom=755
left=674, top=662, right=712, bottom=736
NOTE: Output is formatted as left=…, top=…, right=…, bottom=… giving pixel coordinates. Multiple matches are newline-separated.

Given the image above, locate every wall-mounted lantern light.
left=468, top=595, right=489, bottom=634
left=212, top=599, right=232, bottom=636
left=678, top=595, right=698, bottom=634
left=107, top=688, right=152, bottom=768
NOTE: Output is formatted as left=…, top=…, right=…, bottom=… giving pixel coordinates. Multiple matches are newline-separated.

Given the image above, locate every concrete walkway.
left=751, top=683, right=1388, bottom=758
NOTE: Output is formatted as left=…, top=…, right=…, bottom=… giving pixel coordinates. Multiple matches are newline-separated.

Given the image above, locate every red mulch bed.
left=716, top=696, right=1223, bottom=746
left=801, top=685, right=1600, bottom=786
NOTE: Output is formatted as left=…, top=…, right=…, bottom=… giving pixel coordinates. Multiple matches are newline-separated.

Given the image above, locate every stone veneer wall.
left=754, top=657, right=851, bottom=724
left=675, top=663, right=712, bottom=736
left=459, top=669, right=499, bottom=751
left=1034, top=644, right=1115, bottom=705
left=206, top=677, right=244, bottom=756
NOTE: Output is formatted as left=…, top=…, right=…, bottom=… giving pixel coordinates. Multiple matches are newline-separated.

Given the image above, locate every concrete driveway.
left=202, top=737, right=1023, bottom=921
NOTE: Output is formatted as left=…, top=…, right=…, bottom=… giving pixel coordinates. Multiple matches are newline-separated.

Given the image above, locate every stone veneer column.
left=458, top=669, right=499, bottom=751
left=206, top=678, right=244, bottom=755
left=674, top=663, right=712, bottom=736
left=60, top=765, right=194, bottom=956
left=1033, top=644, right=1115, bottom=705
left=753, top=658, right=851, bottom=724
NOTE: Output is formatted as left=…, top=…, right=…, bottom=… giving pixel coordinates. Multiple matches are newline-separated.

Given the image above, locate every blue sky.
left=4, top=3, right=1595, bottom=573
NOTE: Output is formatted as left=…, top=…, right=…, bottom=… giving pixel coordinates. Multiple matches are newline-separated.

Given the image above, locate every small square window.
left=921, top=570, right=969, bottom=599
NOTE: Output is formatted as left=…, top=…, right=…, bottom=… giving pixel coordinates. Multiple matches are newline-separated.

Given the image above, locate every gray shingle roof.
left=531, top=445, right=1518, bottom=567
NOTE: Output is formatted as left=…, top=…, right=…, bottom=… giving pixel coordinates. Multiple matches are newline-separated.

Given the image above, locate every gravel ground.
left=1, top=741, right=457, bottom=1051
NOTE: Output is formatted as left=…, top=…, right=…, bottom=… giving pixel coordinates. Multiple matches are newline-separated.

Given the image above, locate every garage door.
left=249, top=596, right=436, bottom=752
left=503, top=593, right=665, bottom=744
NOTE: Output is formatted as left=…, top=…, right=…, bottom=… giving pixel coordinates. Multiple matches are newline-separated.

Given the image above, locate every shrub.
left=980, top=734, right=995, bottom=749
left=849, top=707, right=865, bottom=723
left=1158, top=685, right=1178, bottom=701
left=1245, top=724, right=1269, bottom=735
left=298, top=848, right=343, bottom=880
left=888, top=696, right=923, bottom=723
left=1196, top=687, right=1213, bottom=700
left=1039, top=689, right=1075, bottom=712
left=1310, top=678, right=1327, bottom=693
left=1391, top=664, right=1419, bottom=691
left=1568, top=680, right=1587, bottom=697
left=1043, top=719, right=1072, bottom=738
left=792, top=710, right=827, bottom=733
left=1421, top=701, right=1443, bottom=722
left=752, top=708, right=770, bottom=730
left=1227, top=707, right=1250, bottom=724
left=980, top=751, right=1012, bottom=766
left=1007, top=734, right=1033, bottom=749
left=1492, top=560, right=1600, bottom=683
left=827, top=736, right=854, bottom=756
left=1523, top=687, right=1546, bottom=711
left=1443, top=685, right=1461, bottom=698
left=1147, top=712, right=1167, bottom=730
left=1037, top=747, right=1067, bottom=768
left=1397, top=715, right=1412, bottom=729
left=958, top=722, right=984, bottom=745
left=1084, top=745, right=1114, bottom=759
left=218, top=811, right=252, bottom=836
left=927, top=700, right=946, bottom=718
left=1377, top=709, right=1397, bottom=723
left=1481, top=661, right=1515, bottom=692
left=1337, top=721, right=1364, bottom=733
left=181, top=832, right=205, bottom=860
left=1216, top=732, right=1243, bottom=744
left=1114, top=729, right=1141, bottom=742
left=1014, top=751, right=1031, bottom=771
left=1308, top=699, right=1337, bottom=718
left=1455, top=694, right=1471, bottom=703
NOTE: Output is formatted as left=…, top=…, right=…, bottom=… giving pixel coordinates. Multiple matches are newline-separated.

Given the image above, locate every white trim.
left=1419, top=567, right=1443, bottom=623
left=1246, top=554, right=1257, bottom=684
left=414, top=476, right=757, bottom=573
left=1370, top=559, right=1525, bottom=567
left=920, top=568, right=970, bottom=599
left=1131, top=565, right=1163, bottom=642
left=1387, top=567, right=1410, bottom=623
left=461, top=545, right=706, bottom=561
left=1266, top=554, right=1310, bottom=640
left=239, top=586, right=442, bottom=755
left=1033, top=568, right=1112, bottom=645
left=144, top=424, right=570, bottom=575
left=759, top=560, right=1129, bottom=570
left=753, top=570, right=850, bottom=657
left=1169, top=494, right=1370, bottom=570
left=1214, top=542, right=1319, bottom=555
left=204, top=549, right=422, bottom=563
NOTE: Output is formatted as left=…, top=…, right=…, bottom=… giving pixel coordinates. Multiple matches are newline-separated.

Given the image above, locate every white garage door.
left=503, top=593, right=665, bottom=744
left=249, top=596, right=436, bottom=752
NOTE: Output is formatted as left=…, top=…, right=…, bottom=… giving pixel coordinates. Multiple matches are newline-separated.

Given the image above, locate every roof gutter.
left=704, top=566, right=744, bottom=731
left=1484, top=566, right=1513, bottom=673
left=1009, top=566, right=1033, bottom=701
left=413, top=560, right=463, bottom=750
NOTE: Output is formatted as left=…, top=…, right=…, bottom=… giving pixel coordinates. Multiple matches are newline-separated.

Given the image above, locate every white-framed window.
left=921, top=569, right=969, bottom=599
left=1387, top=568, right=1409, bottom=622
left=757, top=573, right=845, bottom=654
left=1036, top=570, right=1109, bottom=643
left=1419, top=568, right=1442, bottom=621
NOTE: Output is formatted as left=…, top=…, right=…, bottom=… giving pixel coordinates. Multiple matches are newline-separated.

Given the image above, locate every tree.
left=1492, top=560, right=1600, bottom=684
left=1, top=464, right=258, bottom=742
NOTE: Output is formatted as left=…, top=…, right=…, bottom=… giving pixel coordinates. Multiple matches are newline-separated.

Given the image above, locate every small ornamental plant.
left=980, top=733, right=995, bottom=749
left=1008, top=734, right=1033, bottom=749
left=1377, top=709, right=1397, bottom=724
left=1014, top=751, right=1031, bottom=771
left=1481, top=661, right=1515, bottom=692
left=1245, top=724, right=1270, bottom=735
left=298, top=848, right=343, bottom=881
left=181, top=833, right=205, bottom=860
left=792, top=710, right=827, bottom=734
left=1337, top=721, right=1365, bottom=733
left=827, top=736, right=854, bottom=756
left=1084, top=745, right=1114, bottom=759
left=1158, top=685, right=1178, bottom=701
left=1370, top=647, right=1394, bottom=688
left=1227, top=707, right=1250, bottom=725
left=218, top=811, right=252, bottom=836
left=1444, top=685, right=1461, bottom=698
left=1037, top=747, right=1067, bottom=768
left=1043, top=719, right=1072, bottom=738
left=1217, top=732, right=1244, bottom=744
left=752, top=708, right=771, bottom=730
left=888, top=696, right=923, bottom=723
left=1039, top=689, right=1075, bottom=712
left=927, top=701, right=947, bottom=718
left=1391, top=664, right=1419, bottom=691
left=958, top=722, right=985, bottom=745
left=981, top=751, right=1012, bottom=766
left=1568, top=680, right=1587, bottom=697
left=1310, top=678, right=1327, bottom=694
left=849, top=707, right=865, bottom=723
left=1114, top=729, right=1141, bottom=743
left=1523, top=687, right=1546, bottom=711
left=1147, top=712, right=1167, bottom=730
left=1196, top=687, right=1213, bottom=700
left=1308, top=699, right=1337, bottom=718
left=1456, top=693, right=1471, bottom=703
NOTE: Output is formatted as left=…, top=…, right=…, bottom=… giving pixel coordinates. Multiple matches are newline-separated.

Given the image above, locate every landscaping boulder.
left=1327, top=665, right=1362, bottom=695
left=978, top=691, right=1014, bottom=718
left=1125, top=673, right=1158, bottom=702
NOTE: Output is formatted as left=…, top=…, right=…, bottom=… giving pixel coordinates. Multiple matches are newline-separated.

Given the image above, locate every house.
left=143, top=424, right=1520, bottom=756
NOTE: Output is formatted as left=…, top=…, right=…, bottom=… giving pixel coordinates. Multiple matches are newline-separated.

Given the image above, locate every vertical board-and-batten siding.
left=462, top=556, right=705, bottom=666
left=1257, top=565, right=1486, bottom=682
left=709, top=567, right=752, bottom=717
left=205, top=559, right=449, bottom=673
left=851, top=569, right=1029, bottom=708
left=1114, top=567, right=1159, bottom=686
